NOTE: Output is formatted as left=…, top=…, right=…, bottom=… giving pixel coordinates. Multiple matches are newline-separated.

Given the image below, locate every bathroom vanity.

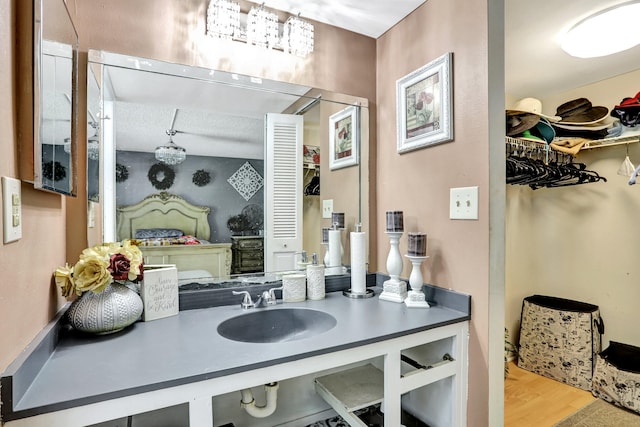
left=1, top=282, right=470, bottom=426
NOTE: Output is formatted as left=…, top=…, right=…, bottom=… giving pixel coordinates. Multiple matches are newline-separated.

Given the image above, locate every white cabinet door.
left=264, top=113, right=303, bottom=272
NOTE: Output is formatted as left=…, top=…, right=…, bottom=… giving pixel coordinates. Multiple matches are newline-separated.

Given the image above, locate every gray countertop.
left=2, top=285, right=470, bottom=421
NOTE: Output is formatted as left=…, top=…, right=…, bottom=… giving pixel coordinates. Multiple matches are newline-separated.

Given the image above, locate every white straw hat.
left=510, top=98, right=561, bottom=122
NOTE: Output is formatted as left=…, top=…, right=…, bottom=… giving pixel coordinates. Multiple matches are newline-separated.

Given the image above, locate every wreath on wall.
left=42, top=161, right=67, bottom=182
left=147, top=163, right=175, bottom=190
left=192, top=169, right=211, bottom=187
left=115, top=163, right=129, bottom=183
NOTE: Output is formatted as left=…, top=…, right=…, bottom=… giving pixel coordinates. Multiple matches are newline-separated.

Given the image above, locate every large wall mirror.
left=33, top=0, right=78, bottom=196
left=88, top=50, right=369, bottom=284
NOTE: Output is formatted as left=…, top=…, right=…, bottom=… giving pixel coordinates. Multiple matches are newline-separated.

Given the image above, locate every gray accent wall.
left=115, top=151, right=264, bottom=243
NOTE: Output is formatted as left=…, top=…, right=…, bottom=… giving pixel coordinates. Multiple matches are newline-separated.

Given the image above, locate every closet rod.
left=581, top=135, right=640, bottom=150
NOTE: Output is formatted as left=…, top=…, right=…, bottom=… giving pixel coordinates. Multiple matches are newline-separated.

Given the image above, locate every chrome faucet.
left=233, top=286, right=283, bottom=309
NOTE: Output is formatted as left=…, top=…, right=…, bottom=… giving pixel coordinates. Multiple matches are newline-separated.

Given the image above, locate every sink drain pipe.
left=240, top=382, right=279, bottom=418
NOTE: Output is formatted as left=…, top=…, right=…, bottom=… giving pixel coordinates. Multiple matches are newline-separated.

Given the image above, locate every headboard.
left=116, top=192, right=211, bottom=241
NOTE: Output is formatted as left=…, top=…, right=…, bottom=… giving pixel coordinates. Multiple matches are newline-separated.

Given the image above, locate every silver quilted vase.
left=66, top=282, right=143, bottom=334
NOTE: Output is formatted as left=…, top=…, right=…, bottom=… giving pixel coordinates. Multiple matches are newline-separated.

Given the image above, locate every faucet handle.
left=232, top=290, right=254, bottom=309
left=266, top=286, right=283, bottom=305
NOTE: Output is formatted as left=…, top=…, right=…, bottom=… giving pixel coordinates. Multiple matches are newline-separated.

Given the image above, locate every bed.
left=116, top=192, right=232, bottom=279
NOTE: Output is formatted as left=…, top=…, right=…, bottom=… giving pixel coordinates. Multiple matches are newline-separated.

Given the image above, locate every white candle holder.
left=379, top=231, right=407, bottom=303
left=404, top=255, right=430, bottom=308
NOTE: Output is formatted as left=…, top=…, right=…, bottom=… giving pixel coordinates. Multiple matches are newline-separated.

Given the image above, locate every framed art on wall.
left=397, top=52, right=453, bottom=154
left=329, top=105, right=359, bottom=170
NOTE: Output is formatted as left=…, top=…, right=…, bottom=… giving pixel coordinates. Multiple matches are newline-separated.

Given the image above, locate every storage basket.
left=592, top=341, right=640, bottom=414
left=517, top=295, right=604, bottom=390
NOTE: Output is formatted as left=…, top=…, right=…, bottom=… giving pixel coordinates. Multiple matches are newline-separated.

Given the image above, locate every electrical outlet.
left=3, top=176, right=22, bottom=243
left=449, top=186, right=478, bottom=220
left=322, top=199, right=333, bottom=219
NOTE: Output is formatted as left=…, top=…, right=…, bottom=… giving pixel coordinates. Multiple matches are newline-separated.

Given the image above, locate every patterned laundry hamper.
left=517, top=295, right=604, bottom=390
left=592, top=341, right=640, bottom=414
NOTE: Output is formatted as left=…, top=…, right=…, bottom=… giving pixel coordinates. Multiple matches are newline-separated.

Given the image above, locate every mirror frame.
left=33, top=0, right=79, bottom=196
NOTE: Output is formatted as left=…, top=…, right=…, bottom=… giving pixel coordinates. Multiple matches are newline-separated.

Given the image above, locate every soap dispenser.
left=297, top=250, right=310, bottom=270
left=306, top=253, right=325, bottom=300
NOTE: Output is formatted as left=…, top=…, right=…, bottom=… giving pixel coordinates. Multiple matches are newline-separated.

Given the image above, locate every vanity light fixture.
left=560, top=0, right=640, bottom=58
left=206, top=0, right=314, bottom=57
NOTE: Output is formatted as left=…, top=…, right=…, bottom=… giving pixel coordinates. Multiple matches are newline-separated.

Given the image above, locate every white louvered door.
left=264, top=113, right=303, bottom=272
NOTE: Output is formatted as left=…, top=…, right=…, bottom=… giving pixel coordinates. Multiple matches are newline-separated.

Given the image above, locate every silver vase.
left=67, top=282, right=143, bottom=334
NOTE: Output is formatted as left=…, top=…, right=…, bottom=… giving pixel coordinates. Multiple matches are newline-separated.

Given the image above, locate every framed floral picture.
left=396, top=52, right=453, bottom=153
left=329, top=105, right=359, bottom=170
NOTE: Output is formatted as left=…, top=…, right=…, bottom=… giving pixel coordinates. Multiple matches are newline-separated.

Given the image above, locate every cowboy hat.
left=506, top=111, right=539, bottom=136
left=555, top=98, right=609, bottom=125
left=509, top=97, right=561, bottom=122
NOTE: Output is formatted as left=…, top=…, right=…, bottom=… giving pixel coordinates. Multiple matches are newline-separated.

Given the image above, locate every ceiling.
left=101, top=0, right=640, bottom=156
left=263, top=0, right=639, bottom=98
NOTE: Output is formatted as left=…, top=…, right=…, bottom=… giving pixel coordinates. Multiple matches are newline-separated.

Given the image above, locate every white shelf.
left=314, top=364, right=383, bottom=427
left=581, top=134, right=640, bottom=150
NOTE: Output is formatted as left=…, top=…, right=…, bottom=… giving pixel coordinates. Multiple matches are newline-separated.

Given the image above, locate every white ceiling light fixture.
left=205, top=0, right=314, bottom=57
left=560, top=0, right=640, bottom=58
left=155, top=109, right=186, bottom=165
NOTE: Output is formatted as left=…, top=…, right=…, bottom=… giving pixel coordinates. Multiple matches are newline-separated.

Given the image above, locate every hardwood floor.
left=504, top=361, right=596, bottom=427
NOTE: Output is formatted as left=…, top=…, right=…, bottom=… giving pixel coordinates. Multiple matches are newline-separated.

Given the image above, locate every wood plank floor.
left=504, top=361, right=596, bottom=427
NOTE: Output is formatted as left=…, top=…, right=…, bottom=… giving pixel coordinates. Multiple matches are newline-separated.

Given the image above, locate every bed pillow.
left=134, top=228, right=184, bottom=239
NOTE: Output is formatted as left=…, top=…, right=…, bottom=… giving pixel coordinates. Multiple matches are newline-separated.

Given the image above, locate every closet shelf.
left=580, top=134, right=640, bottom=150
left=506, top=134, right=640, bottom=152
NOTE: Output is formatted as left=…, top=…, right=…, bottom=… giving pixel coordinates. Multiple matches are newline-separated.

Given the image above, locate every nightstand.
left=231, top=236, right=264, bottom=274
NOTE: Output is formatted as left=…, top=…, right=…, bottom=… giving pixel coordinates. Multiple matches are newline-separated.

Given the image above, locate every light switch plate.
left=2, top=176, right=22, bottom=243
left=322, top=199, right=333, bottom=219
left=449, top=186, right=479, bottom=220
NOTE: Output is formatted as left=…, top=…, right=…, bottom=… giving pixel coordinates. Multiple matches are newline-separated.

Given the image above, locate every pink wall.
left=0, top=0, right=69, bottom=371
left=2, top=1, right=494, bottom=424
left=377, top=0, right=491, bottom=424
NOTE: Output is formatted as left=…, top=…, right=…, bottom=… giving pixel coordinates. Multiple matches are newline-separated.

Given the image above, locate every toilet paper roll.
left=328, top=229, right=342, bottom=267
left=350, top=231, right=367, bottom=294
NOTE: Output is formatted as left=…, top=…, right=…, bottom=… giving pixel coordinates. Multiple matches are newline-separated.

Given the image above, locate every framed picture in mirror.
left=396, top=52, right=453, bottom=154
left=329, top=105, right=359, bottom=170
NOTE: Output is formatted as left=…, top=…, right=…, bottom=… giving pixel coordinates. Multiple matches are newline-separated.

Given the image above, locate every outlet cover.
left=449, top=186, right=478, bottom=220
left=322, top=199, right=333, bottom=219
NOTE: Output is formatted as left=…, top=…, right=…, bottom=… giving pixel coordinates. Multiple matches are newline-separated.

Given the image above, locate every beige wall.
left=0, top=0, right=69, bottom=372
left=0, top=0, right=376, bottom=372
left=377, top=0, right=493, bottom=425
left=506, top=68, right=640, bottom=350
left=2, top=1, right=500, bottom=425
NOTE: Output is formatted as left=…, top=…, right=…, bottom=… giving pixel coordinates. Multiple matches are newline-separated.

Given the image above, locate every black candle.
left=331, top=212, right=345, bottom=229
left=386, top=211, right=404, bottom=232
left=408, top=232, right=427, bottom=256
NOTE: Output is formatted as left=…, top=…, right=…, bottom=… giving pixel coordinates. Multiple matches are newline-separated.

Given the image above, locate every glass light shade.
left=155, top=135, right=186, bottom=165
left=246, top=5, right=279, bottom=49
left=561, top=1, right=640, bottom=58
left=87, top=137, right=100, bottom=161
left=206, top=0, right=240, bottom=39
left=284, top=15, right=314, bottom=57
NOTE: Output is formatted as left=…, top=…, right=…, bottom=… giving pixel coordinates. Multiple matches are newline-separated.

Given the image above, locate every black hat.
left=555, top=98, right=609, bottom=125
left=506, top=111, right=539, bottom=136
